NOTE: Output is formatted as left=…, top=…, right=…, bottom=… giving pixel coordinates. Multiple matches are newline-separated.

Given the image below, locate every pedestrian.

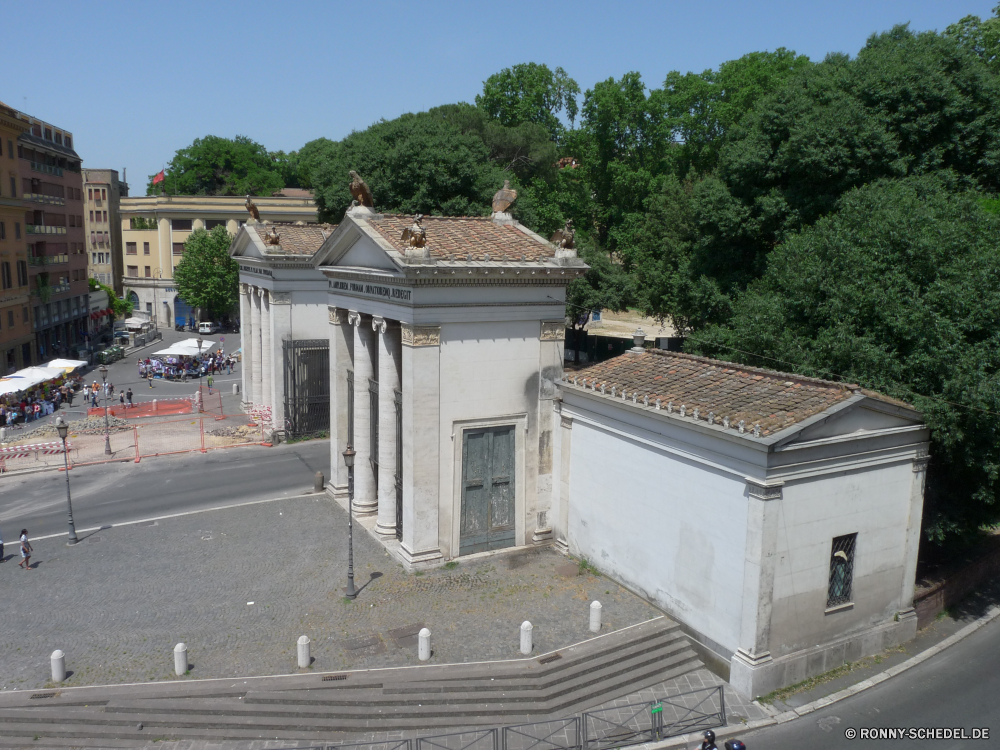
left=148, top=372, right=154, bottom=389
left=18, top=529, right=32, bottom=570
left=0, top=525, right=4, bottom=562
left=91, top=389, right=98, bottom=408
left=126, top=388, right=133, bottom=407
left=119, top=390, right=125, bottom=408
left=33, top=402, right=40, bottom=421
left=207, top=373, right=214, bottom=395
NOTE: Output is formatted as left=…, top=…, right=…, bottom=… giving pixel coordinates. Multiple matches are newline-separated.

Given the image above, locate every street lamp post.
left=55, top=416, right=78, bottom=545
left=343, top=446, right=357, bottom=599
left=196, top=336, right=203, bottom=411
left=99, top=364, right=111, bottom=455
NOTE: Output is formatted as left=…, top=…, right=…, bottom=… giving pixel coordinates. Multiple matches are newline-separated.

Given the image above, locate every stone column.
left=350, top=311, right=378, bottom=515
left=250, top=287, right=262, bottom=405
left=730, top=479, right=782, bottom=699
left=555, top=412, right=573, bottom=554
left=374, top=316, right=402, bottom=537
left=400, top=323, right=443, bottom=567
left=534, top=321, right=564, bottom=544
left=260, top=290, right=272, bottom=412
left=239, top=284, right=252, bottom=407
left=900, top=449, right=931, bottom=610
left=328, top=306, right=353, bottom=500
left=269, top=292, right=291, bottom=430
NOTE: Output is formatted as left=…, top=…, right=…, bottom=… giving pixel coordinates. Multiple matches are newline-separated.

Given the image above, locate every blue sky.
left=7, top=0, right=995, bottom=190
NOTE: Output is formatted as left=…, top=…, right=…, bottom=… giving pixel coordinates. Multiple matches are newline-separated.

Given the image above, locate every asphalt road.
left=745, top=615, right=1000, bottom=748
left=0, top=440, right=330, bottom=540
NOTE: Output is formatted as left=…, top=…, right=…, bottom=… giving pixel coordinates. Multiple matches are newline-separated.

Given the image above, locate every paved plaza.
left=0, top=494, right=664, bottom=691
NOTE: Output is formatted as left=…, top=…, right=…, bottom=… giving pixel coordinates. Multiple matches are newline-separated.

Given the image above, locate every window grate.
left=827, top=533, right=857, bottom=607
left=538, top=653, right=562, bottom=665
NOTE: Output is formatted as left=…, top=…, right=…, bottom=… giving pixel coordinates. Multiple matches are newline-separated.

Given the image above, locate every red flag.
left=152, top=170, right=165, bottom=185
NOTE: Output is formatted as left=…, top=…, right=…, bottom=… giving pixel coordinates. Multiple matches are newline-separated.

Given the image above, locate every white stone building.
left=232, top=205, right=929, bottom=699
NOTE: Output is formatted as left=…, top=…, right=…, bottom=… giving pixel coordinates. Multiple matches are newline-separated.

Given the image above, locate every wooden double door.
left=460, top=426, right=516, bottom=555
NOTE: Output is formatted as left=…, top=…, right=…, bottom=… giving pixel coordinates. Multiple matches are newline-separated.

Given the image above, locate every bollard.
left=232, top=382, right=240, bottom=395
left=520, top=621, right=533, bottom=655
left=297, top=635, right=311, bottom=668
left=314, top=472, right=325, bottom=493
left=152, top=399, right=158, bottom=414
left=174, top=642, right=188, bottom=676
left=418, top=628, right=431, bottom=661
left=590, top=601, right=602, bottom=633
left=50, top=649, right=66, bottom=683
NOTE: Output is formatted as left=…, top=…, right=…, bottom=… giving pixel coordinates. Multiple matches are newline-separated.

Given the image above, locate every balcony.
left=29, top=254, right=68, bottom=266
left=26, top=224, right=67, bottom=235
left=23, top=193, right=66, bottom=206
left=30, top=162, right=63, bottom=177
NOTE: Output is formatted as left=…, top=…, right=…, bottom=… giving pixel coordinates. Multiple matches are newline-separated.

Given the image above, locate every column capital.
left=256, top=287, right=266, bottom=298
left=348, top=310, right=362, bottom=327
left=270, top=292, right=291, bottom=305
left=560, top=414, right=573, bottom=429
left=913, top=447, right=930, bottom=472
left=401, top=322, right=440, bottom=347
left=328, top=306, right=348, bottom=325
left=541, top=321, right=565, bottom=341
left=239, top=282, right=248, bottom=295
left=746, top=478, right=783, bottom=501
left=372, top=315, right=388, bottom=334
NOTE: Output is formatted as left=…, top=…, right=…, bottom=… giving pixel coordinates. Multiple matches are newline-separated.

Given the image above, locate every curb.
left=644, top=604, right=1000, bottom=748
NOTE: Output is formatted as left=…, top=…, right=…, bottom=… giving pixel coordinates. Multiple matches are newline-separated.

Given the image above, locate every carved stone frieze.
left=746, top=479, right=783, bottom=501
left=270, top=292, right=291, bottom=305
left=327, top=306, right=348, bottom=325
left=540, top=321, right=566, bottom=341
left=560, top=415, right=574, bottom=429
left=401, top=322, right=440, bottom=347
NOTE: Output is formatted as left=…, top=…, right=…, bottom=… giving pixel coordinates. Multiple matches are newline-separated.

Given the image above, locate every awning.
left=0, top=366, right=64, bottom=396
left=47, top=359, right=88, bottom=373
left=152, top=338, right=217, bottom=357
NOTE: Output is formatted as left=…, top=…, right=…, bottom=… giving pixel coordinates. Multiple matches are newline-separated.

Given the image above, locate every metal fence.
left=297, top=686, right=725, bottom=750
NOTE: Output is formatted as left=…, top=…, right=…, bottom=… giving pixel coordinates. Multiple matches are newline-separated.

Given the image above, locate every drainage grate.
left=321, top=674, right=349, bottom=682
left=538, top=653, right=562, bottom=665
left=30, top=692, right=57, bottom=699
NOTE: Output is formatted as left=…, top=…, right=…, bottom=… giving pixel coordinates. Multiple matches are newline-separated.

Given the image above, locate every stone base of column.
left=353, top=500, right=379, bottom=517
left=554, top=537, right=570, bottom=555
left=398, top=543, right=444, bottom=571
left=375, top=521, right=398, bottom=537
left=532, top=527, right=553, bottom=545
left=327, top=483, right=348, bottom=502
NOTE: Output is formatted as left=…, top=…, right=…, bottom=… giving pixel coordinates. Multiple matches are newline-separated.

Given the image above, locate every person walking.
left=126, top=388, right=133, bottom=408
left=207, top=373, right=214, bottom=395
left=18, top=529, right=32, bottom=570
left=119, top=390, right=126, bottom=408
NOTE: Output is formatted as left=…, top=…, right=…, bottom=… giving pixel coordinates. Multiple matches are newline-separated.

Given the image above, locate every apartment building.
left=0, top=102, right=32, bottom=371
left=120, top=193, right=316, bottom=327
left=16, top=110, right=89, bottom=360
left=83, top=168, right=127, bottom=294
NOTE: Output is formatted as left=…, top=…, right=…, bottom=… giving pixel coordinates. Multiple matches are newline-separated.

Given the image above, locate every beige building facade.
left=120, top=194, right=316, bottom=327
left=83, top=169, right=127, bottom=294
left=0, top=102, right=32, bottom=371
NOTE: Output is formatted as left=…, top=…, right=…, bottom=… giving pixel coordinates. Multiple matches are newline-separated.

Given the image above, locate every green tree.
left=689, top=174, right=1000, bottom=543
left=945, top=4, right=1000, bottom=71
left=147, top=135, right=284, bottom=196
left=173, top=226, right=239, bottom=319
left=476, top=63, right=580, bottom=139
left=87, top=277, right=132, bottom=318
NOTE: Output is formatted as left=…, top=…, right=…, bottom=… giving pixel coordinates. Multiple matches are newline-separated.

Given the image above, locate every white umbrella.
left=0, top=366, right=64, bottom=396
left=47, top=359, right=88, bottom=373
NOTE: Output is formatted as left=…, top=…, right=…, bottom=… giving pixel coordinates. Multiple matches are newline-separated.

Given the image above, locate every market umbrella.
left=47, top=359, right=88, bottom=373
left=0, top=366, right=64, bottom=396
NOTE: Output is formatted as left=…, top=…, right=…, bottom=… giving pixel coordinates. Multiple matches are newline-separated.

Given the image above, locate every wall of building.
left=83, top=169, right=125, bottom=294
left=563, top=407, right=751, bottom=656
left=0, top=107, right=32, bottom=371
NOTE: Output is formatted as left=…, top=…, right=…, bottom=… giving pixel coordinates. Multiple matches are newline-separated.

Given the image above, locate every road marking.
left=27, top=491, right=323, bottom=544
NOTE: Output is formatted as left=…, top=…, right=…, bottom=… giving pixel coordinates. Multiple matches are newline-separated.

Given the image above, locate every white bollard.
left=173, top=643, right=188, bottom=676
left=50, top=650, right=66, bottom=683
left=520, top=621, right=533, bottom=655
left=152, top=399, right=158, bottom=414
left=418, top=628, right=431, bottom=661
left=297, top=635, right=311, bottom=668
left=232, top=383, right=240, bottom=395
left=590, top=601, right=603, bottom=633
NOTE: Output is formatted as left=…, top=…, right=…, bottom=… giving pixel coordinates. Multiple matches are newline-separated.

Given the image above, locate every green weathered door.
left=460, top=426, right=515, bottom=555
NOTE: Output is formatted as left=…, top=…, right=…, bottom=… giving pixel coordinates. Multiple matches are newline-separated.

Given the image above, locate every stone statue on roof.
left=245, top=195, right=261, bottom=223
left=492, top=180, right=517, bottom=214
left=550, top=219, right=575, bottom=250
left=264, top=225, right=281, bottom=246
left=401, top=214, right=426, bottom=248
left=349, top=171, right=374, bottom=208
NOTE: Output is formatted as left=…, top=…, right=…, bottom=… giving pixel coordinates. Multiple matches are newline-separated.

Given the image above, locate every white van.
left=198, top=321, right=218, bottom=335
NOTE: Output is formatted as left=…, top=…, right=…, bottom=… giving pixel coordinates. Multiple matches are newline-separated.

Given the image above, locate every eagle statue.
left=400, top=214, right=427, bottom=248
left=245, top=195, right=261, bottom=222
left=349, top=171, right=375, bottom=208
left=492, top=180, right=517, bottom=214
left=264, top=226, right=280, bottom=246
left=549, top=219, right=576, bottom=250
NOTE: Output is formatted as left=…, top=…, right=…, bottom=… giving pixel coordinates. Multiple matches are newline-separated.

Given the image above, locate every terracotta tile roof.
left=366, top=214, right=553, bottom=261
left=253, top=223, right=335, bottom=256
left=567, top=349, right=862, bottom=437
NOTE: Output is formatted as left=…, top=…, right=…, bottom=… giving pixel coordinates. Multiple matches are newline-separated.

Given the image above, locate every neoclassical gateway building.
left=231, top=202, right=929, bottom=699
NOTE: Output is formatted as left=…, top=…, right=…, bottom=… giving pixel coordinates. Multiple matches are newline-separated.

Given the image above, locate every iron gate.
left=282, top=339, right=329, bottom=438
left=394, top=388, right=403, bottom=540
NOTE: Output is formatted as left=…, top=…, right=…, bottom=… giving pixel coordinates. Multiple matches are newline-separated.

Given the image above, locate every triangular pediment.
left=229, top=226, right=267, bottom=259
left=315, top=214, right=403, bottom=272
left=772, top=397, right=924, bottom=449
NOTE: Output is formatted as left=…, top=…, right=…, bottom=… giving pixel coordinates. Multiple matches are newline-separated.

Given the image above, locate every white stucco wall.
left=769, top=461, right=917, bottom=656
left=566, top=414, right=749, bottom=654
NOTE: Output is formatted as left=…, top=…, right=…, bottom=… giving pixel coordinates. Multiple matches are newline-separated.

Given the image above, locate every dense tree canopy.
left=689, top=175, right=1000, bottom=542
left=146, top=135, right=284, bottom=197
left=476, top=63, right=580, bottom=139
left=174, top=227, right=240, bottom=318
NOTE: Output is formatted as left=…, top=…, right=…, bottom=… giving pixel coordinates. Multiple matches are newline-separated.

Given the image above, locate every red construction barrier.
left=88, top=397, right=194, bottom=419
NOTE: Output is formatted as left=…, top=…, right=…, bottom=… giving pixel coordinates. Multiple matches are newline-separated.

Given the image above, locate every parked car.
left=198, top=321, right=219, bottom=335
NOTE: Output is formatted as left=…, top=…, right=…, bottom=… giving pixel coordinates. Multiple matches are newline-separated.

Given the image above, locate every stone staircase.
left=0, top=617, right=701, bottom=746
